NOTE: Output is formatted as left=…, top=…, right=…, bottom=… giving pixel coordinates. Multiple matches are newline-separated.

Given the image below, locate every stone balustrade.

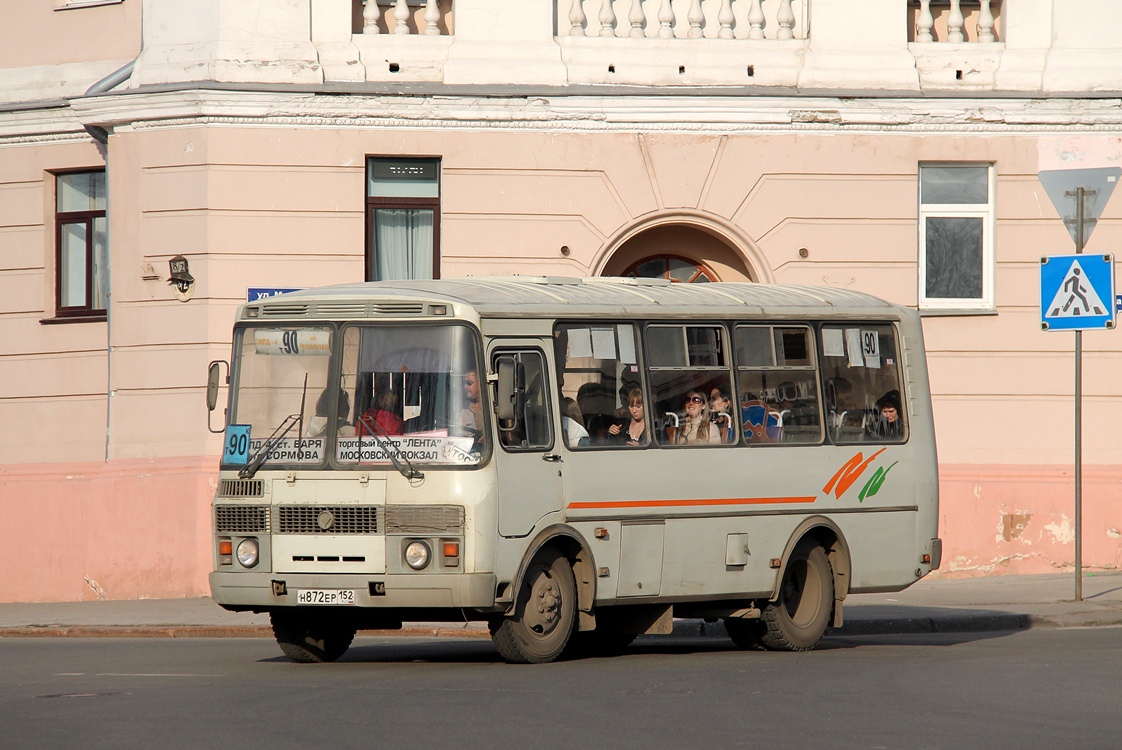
left=350, top=1, right=1006, bottom=45
left=359, top=0, right=453, bottom=35
left=561, top=0, right=807, bottom=41
left=911, top=0, right=1000, bottom=43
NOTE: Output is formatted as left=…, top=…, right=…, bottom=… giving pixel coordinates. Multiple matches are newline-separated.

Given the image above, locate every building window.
left=365, top=158, right=439, bottom=281
left=623, top=255, right=718, bottom=283
left=918, top=164, right=995, bottom=311
left=55, top=171, right=108, bottom=318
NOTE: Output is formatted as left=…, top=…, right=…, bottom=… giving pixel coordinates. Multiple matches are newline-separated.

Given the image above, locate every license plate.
left=295, top=589, right=355, bottom=605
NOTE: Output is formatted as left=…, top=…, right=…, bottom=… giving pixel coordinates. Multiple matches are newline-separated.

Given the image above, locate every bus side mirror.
left=206, top=361, right=227, bottom=411
left=495, top=357, right=525, bottom=423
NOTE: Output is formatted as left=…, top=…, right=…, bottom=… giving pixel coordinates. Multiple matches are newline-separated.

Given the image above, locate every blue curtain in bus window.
left=371, top=208, right=434, bottom=281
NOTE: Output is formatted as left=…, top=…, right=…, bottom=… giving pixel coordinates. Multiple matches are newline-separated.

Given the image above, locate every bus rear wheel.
left=490, top=549, right=576, bottom=664
left=758, top=540, right=833, bottom=652
left=270, top=611, right=356, bottom=663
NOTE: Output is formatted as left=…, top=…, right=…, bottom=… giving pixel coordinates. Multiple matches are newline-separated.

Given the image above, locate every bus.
left=206, top=277, right=941, bottom=663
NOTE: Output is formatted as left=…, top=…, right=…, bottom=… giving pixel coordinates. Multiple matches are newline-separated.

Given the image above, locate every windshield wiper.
left=239, top=376, right=310, bottom=479
left=356, top=415, right=424, bottom=482
left=238, top=414, right=299, bottom=479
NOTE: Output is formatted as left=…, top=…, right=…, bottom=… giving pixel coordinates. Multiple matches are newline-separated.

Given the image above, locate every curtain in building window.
left=371, top=208, right=434, bottom=281
left=61, top=222, right=87, bottom=307
left=92, top=216, right=108, bottom=310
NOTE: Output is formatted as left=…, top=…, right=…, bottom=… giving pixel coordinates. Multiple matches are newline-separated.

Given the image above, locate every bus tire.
left=724, top=617, right=766, bottom=650
left=270, top=611, right=356, bottom=663
left=758, top=540, right=833, bottom=652
left=490, top=549, right=577, bottom=664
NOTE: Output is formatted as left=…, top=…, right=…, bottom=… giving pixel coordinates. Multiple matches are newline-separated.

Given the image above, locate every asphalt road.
left=3, top=627, right=1120, bottom=749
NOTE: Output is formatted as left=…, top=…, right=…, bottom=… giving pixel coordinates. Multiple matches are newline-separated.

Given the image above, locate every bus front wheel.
left=490, top=549, right=577, bottom=664
left=270, top=611, right=356, bottom=663
left=758, top=540, right=833, bottom=652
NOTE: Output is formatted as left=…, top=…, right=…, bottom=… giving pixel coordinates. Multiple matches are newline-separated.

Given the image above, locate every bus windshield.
left=227, top=326, right=334, bottom=469
left=226, top=323, right=487, bottom=470
left=340, top=324, right=486, bottom=467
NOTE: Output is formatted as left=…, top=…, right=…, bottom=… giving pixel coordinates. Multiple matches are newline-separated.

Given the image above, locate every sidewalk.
left=0, top=571, right=1119, bottom=640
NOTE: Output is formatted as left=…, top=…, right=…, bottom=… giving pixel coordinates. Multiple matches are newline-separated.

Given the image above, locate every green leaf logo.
left=858, top=461, right=898, bottom=502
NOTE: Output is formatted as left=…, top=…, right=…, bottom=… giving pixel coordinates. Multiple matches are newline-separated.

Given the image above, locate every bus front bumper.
left=210, top=571, right=498, bottom=610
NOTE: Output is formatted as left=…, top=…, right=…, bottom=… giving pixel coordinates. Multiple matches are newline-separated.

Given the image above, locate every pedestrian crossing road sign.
left=1040, top=254, right=1115, bottom=331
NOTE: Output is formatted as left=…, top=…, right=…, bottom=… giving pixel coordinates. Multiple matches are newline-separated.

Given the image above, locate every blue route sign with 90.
left=1040, top=253, right=1115, bottom=331
left=222, top=424, right=251, bottom=465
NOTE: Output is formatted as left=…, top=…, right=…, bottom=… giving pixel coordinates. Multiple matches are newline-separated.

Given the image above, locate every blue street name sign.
left=247, top=287, right=301, bottom=302
left=1039, top=254, right=1115, bottom=331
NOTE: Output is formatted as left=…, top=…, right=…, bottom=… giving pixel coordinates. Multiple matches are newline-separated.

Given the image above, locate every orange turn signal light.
left=443, top=541, right=460, bottom=558
left=218, top=540, right=233, bottom=555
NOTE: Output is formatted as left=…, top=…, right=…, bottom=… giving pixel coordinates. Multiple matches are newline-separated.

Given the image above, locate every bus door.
left=490, top=345, right=564, bottom=537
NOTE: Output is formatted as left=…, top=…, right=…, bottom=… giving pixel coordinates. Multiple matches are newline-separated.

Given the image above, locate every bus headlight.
left=404, top=540, right=431, bottom=570
left=236, top=538, right=260, bottom=568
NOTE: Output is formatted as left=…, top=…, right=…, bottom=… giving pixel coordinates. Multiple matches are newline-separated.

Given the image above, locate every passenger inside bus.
left=357, top=388, right=403, bottom=437
left=866, top=390, right=904, bottom=441
left=676, top=390, right=723, bottom=445
left=306, top=387, right=353, bottom=437
left=606, top=387, right=647, bottom=446
left=708, top=386, right=735, bottom=443
left=560, top=397, right=590, bottom=447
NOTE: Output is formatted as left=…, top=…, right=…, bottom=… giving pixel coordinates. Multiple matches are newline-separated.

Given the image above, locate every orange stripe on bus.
left=567, top=496, right=816, bottom=510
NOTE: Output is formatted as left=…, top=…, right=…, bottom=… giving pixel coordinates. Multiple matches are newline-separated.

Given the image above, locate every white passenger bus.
left=206, top=277, right=941, bottom=663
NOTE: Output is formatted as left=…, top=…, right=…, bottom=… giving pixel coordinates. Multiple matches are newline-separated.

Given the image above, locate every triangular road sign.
left=1038, top=167, right=1121, bottom=247
left=1045, top=258, right=1109, bottom=317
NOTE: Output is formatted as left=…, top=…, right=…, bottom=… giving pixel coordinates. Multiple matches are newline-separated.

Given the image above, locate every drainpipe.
left=81, top=59, right=135, bottom=462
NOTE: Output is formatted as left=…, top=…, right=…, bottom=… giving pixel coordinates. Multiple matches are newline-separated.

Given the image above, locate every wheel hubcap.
left=525, top=570, right=561, bottom=636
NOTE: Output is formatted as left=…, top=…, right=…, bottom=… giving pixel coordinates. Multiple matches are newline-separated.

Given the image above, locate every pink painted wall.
left=936, top=464, right=1122, bottom=577
left=0, top=458, right=214, bottom=602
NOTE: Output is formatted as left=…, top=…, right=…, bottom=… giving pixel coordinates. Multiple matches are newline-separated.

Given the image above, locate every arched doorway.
left=598, top=222, right=758, bottom=283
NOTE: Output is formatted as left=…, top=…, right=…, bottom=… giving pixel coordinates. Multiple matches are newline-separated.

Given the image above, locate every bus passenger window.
left=554, top=323, right=646, bottom=448
left=645, top=324, right=734, bottom=447
left=734, top=325, right=821, bottom=444
left=820, top=324, right=907, bottom=444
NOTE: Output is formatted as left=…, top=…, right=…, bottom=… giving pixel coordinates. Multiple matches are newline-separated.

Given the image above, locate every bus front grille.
left=215, top=505, right=270, bottom=534
left=218, top=479, right=264, bottom=498
left=277, top=505, right=380, bottom=534
left=385, top=505, right=464, bottom=534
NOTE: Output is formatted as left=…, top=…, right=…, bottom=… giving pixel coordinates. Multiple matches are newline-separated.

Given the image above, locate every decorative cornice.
left=42, top=88, right=1122, bottom=138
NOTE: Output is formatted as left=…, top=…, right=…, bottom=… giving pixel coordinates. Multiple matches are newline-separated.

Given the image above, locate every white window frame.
left=918, top=163, right=996, bottom=312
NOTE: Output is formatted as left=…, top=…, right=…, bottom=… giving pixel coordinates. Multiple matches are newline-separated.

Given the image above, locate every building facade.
left=1, top=0, right=1120, bottom=602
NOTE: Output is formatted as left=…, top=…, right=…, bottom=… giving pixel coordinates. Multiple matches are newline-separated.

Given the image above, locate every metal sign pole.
left=1074, top=187, right=1084, bottom=602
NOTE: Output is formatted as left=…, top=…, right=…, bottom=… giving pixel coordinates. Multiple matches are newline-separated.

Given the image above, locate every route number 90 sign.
left=254, top=329, right=331, bottom=356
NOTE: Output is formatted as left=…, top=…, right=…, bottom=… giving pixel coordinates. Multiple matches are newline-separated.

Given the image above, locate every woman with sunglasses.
left=677, top=390, right=722, bottom=445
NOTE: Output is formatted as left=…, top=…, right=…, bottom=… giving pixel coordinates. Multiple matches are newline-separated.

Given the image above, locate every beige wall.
left=1, top=116, right=1120, bottom=600
left=0, top=1, right=140, bottom=69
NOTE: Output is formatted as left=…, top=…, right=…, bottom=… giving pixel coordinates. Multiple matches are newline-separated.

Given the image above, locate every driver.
left=458, top=369, right=484, bottom=435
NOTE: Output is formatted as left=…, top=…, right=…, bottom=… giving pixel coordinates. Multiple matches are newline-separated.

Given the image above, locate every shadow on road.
left=256, top=624, right=1023, bottom=665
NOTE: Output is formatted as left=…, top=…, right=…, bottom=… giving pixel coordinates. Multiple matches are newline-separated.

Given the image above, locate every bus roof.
left=242, top=277, right=911, bottom=321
